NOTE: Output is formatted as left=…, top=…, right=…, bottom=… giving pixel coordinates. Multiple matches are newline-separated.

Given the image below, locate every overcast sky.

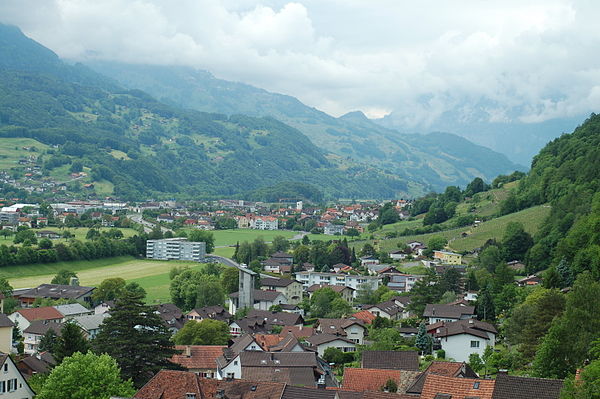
left=2, top=0, right=600, bottom=126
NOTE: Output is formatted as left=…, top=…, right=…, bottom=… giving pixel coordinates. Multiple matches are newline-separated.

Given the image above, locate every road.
left=129, top=214, right=173, bottom=234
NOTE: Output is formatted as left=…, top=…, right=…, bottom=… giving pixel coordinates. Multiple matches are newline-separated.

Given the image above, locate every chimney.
left=468, top=319, right=474, bottom=324
left=497, top=369, right=508, bottom=375
left=185, top=346, right=191, bottom=357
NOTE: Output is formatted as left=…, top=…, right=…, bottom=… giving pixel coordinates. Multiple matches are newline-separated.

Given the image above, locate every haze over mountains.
left=0, top=24, right=522, bottom=200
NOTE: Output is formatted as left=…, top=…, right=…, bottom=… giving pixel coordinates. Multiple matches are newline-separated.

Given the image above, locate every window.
left=226, top=373, right=235, bottom=379
left=470, top=341, right=480, bottom=348
left=0, top=381, right=5, bottom=393
left=233, top=361, right=238, bottom=366
left=186, top=394, right=197, bottom=399
left=2, top=364, right=6, bottom=372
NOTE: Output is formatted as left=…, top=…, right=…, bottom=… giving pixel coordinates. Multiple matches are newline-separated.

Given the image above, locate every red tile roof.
left=254, top=334, right=284, bottom=350
left=171, top=345, right=226, bottom=370
left=342, top=368, right=402, bottom=392
left=351, top=310, right=376, bottom=324
left=420, top=374, right=495, bottom=399
left=16, top=306, right=63, bottom=322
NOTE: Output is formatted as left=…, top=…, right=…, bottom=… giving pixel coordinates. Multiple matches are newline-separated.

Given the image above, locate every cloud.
left=1, top=0, right=599, bottom=127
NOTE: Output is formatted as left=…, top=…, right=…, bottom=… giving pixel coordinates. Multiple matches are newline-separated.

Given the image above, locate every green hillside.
left=87, top=62, right=524, bottom=192
left=0, top=24, right=408, bottom=201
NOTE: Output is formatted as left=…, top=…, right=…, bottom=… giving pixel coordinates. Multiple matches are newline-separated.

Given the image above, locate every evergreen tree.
left=556, top=258, right=574, bottom=288
left=54, top=321, right=89, bottom=363
left=38, top=328, right=59, bottom=354
left=476, top=284, right=496, bottom=321
left=93, top=290, right=180, bottom=388
left=415, top=322, right=431, bottom=354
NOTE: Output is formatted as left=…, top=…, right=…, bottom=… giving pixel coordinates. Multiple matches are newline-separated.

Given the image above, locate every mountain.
left=86, top=62, right=524, bottom=191
left=0, top=24, right=409, bottom=201
left=376, top=102, right=584, bottom=166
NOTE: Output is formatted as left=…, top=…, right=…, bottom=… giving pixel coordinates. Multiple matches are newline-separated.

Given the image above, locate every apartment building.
left=146, top=238, right=206, bottom=262
left=295, top=271, right=382, bottom=296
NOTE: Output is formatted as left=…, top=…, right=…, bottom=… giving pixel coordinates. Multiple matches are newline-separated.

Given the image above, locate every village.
left=0, top=196, right=562, bottom=399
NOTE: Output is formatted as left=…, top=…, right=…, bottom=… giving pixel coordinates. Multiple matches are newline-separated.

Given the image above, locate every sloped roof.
left=19, top=284, right=94, bottom=299
left=361, top=351, right=419, bottom=371
left=14, top=306, right=63, bottom=322
left=351, top=310, right=376, bottom=324
left=73, top=313, right=109, bottom=331
left=317, top=318, right=365, bottom=336
left=261, top=277, right=297, bottom=287
left=171, top=345, right=226, bottom=370
left=240, top=351, right=319, bottom=368
left=406, top=361, right=478, bottom=394
left=279, top=325, right=315, bottom=339
left=255, top=334, right=285, bottom=350
left=23, top=320, right=63, bottom=335
left=342, top=368, right=402, bottom=392
left=230, top=289, right=285, bottom=302
left=246, top=309, right=304, bottom=326
left=432, top=319, right=497, bottom=339
left=420, top=374, right=495, bottom=399
left=305, top=333, right=356, bottom=347
left=307, top=284, right=354, bottom=293
left=18, top=352, right=55, bottom=374
left=188, top=305, right=231, bottom=321
left=134, top=370, right=208, bottom=399
left=491, top=373, right=563, bottom=399
left=0, top=314, right=14, bottom=328
left=423, top=304, right=475, bottom=319
left=53, top=303, right=90, bottom=316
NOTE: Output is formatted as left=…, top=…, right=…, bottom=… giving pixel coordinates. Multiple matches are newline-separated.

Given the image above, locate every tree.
left=533, top=272, right=600, bottom=378
left=465, top=177, right=488, bottom=197
left=309, top=287, right=339, bottom=318
left=93, top=290, right=180, bottom=387
left=170, top=269, right=204, bottom=311
left=428, top=236, right=448, bottom=251
left=556, top=258, right=574, bottom=288
left=439, top=268, right=462, bottom=294
left=355, top=283, right=378, bottom=305
left=36, top=352, right=135, bottom=399
left=415, top=322, right=431, bottom=354
left=345, top=228, right=360, bottom=237
left=293, top=245, right=310, bottom=265
left=468, top=353, right=484, bottom=373
left=38, top=238, right=53, bottom=249
left=359, top=243, right=376, bottom=257
left=382, top=378, right=398, bottom=393
left=173, top=319, right=230, bottom=345
left=408, top=270, right=441, bottom=315
left=270, top=236, right=290, bottom=253
left=14, top=228, right=36, bottom=244
left=560, top=340, right=600, bottom=399
left=54, top=321, right=89, bottom=363
left=38, top=328, right=58, bottom=354
left=476, top=284, right=496, bottom=322
left=195, top=275, right=225, bottom=308
left=92, top=278, right=127, bottom=303
left=188, top=230, right=215, bottom=253
left=328, top=297, right=353, bottom=318
left=323, top=347, right=354, bottom=365
left=221, top=267, right=239, bottom=294
left=502, top=222, right=533, bottom=261
left=51, top=270, right=77, bottom=285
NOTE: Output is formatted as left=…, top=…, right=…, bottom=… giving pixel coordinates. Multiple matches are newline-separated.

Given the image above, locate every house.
left=420, top=374, right=495, bottom=399
left=254, top=333, right=305, bottom=352
left=492, top=372, right=564, bottom=399
left=433, top=250, right=463, bottom=265
left=364, top=298, right=410, bottom=320
left=228, top=290, right=288, bottom=314
left=316, top=319, right=366, bottom=344
left=260, top=278, right=303, bottom=305
left=263, top=259, right=286, bottom=274
left=53, top=303, right=93, bottom=319
left=305, top=333, right=356, bottom=357
left=170, top=345, right=226, bottom=378
left=154, top=303, right=186, bottom=333
left=245, top=310, right=304, bottom=327
left=359, top=256, right=380, bottom=267
left=9, top=306, right=64, bottom=334
left=405, top=361, right=479, bottom=396
left=0, top=315, right=13, bottom=354
left=361, top=350, right=419, bottom=371
left=398, top=327, right=418, bottom=338
left=270, top=252, right=294, bottom=265
left=388, top=249, right=408, bottom=260
left=252, top=216, right=278, bottom=230
left=23, top=320, right=63, bottom=354
left=134, top=370, right=287, bottom=399
left=423, top=304, right=476, bottom=324
left=186, top=305, right=232, bottom=323
left=386, top=273, right=423, bottom=293
left=332, top=264, right=353, bottom=274
left=34, top=230, right=61, bottom=239
left=430, top=319, right=497, bottom=363
left=307, top=284, right=354, bottom=303
left=296, top=271, right=382, bottom=295
left=324, top=223, right=344, bottom=235
left=238, top=351, right=333, bottom=387
left=216, top=334, right=264, bottom=379
left=93, top=301, right=114, bottom=315
left=506, top=260, right=526, bottom=272
left=341, top=367, right=420, bottom=393
left=517, top=275, right=542, bottom=286
left=15, top=284, right=95, bottom=307
left=17, top=352, right=55, bottom=379
left=73, top=313, right=110, bottom=339
left=0, top=353, right=35, bottom=398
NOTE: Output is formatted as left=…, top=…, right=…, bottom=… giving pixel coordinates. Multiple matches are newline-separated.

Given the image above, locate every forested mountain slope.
left=87, top=62, right=524, bottom=191
left=0, top=24, right=408, bottom=201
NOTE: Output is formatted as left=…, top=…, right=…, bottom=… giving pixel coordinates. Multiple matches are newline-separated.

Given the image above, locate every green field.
left=5, top=257, right=205, bottom=304
left=352, top=205, right=550, bottom=254
left=0, top=227, right=139, bottom=247
left=210, top=229, right=298, bottom=246
left=0, top=138, right=49, bottom=169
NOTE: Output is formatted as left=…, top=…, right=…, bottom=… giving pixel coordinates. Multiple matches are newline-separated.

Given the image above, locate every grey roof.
left=53, top=303, right=91, bottom=317
left=260, top=277, right=297, bottom=288
left=361, top=350, right=419, bottom=371
left=0, top=314, right=14, bottom=328
left=423, top=304, right=475, bottom=319
left=230, top=289, right=285, bottom=302
left=19, top=284, right=95, bottom=300
left=492, top=373, right=564, bottom=399
left=240, top=351, right=319, bottom=368
left=18, top=352, right=55, bottom=374
left=189, top=305, right=231, bottom=322
left=317, top=318, right=365, bottom=336
left=73, top=313, right=110, bottom=331
left=432, top=319, right=497, bottom=339
left=281, top=385, right=336, bottom=399
left=307, top=284, right=354, bottom=293
left=246, top=309, right=304, bottom=326
left=23, top=320, right=63, bottom=335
